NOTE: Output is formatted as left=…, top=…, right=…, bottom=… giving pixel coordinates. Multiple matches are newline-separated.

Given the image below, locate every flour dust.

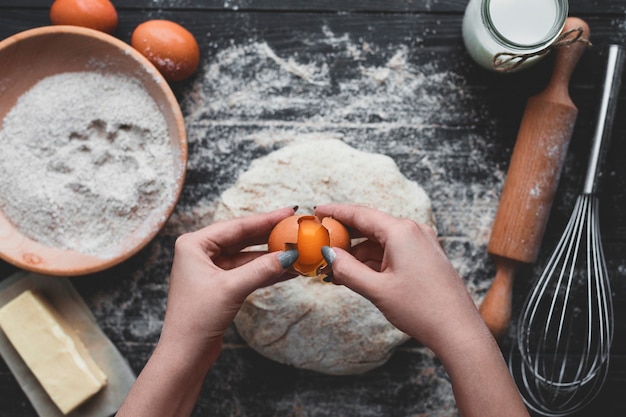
left=172, top=26, right=504, bottom=302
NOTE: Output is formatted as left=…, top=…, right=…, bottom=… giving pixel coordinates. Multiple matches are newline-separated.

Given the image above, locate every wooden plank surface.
left=1, top=1, right=625, bottom=416
left=0, top=0, right=625, bottom=13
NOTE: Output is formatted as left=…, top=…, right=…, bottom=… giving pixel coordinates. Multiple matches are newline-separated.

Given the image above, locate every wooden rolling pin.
left=479, top=17, right=590, bottom=339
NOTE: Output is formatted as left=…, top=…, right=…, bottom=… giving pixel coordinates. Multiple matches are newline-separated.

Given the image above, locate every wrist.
left=154, top=332, right=222, bottom=376
left=116, top=333, right=221, bottom=417
left=425, top=309, right=496, bottom=361
left=431, top=317, right=502, bottom=372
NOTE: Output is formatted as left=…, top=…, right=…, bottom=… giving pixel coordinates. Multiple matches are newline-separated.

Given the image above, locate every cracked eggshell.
left=268, top=215, right=350, bottom=277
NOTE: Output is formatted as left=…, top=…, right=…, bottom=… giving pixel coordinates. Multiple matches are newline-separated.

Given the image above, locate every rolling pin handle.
left=479, top=256, right=519, bottom=339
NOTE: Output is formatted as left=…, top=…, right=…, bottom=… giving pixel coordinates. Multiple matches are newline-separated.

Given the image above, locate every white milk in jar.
left=463, top=0, right=568, bottom=72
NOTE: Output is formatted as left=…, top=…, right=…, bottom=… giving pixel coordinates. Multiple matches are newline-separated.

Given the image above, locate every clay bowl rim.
left=0, top=25, right=188, bottom=277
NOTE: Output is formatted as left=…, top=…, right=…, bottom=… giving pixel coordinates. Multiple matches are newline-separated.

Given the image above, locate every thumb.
left=229, top=250, right=298, bottom=299
left=322, top=246, right=380, bottom=299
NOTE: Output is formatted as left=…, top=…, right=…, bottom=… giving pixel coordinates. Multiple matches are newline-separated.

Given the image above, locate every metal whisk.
left=509, top=44, right=624, bottom=416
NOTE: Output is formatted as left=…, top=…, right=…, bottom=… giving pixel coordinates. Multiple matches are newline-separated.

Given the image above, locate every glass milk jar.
left=463, top=0, right=568, bottom=72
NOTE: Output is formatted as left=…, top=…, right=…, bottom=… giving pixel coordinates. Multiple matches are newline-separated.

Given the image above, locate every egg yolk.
left=294, top=218, right=331, bottom=274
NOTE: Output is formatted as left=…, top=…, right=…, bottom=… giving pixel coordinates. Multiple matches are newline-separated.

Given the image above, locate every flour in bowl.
left=0, top=72, right=177, bottom=258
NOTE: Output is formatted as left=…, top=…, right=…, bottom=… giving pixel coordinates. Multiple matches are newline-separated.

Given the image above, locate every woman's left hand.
left=117, top=207, right=299, bottom=417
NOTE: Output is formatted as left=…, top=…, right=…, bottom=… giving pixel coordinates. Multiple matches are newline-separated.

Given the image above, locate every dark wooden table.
left=1, top=1, right=625, bottom=416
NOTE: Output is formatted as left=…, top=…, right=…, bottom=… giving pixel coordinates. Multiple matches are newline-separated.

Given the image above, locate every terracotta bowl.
left=0, top=26, right=187, bottom=276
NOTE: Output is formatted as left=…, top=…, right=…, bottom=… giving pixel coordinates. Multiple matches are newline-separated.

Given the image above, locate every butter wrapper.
left=0, top=272, right=136, bottom=417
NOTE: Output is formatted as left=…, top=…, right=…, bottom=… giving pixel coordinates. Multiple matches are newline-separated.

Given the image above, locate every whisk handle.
left=583, top=45, right=625, bottom=194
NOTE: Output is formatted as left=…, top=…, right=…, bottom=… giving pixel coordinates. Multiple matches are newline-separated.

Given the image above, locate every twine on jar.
left=492, top=26, right=591, bottom=72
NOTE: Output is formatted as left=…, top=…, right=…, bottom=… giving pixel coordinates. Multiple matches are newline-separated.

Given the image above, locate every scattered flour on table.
left=0, top=72, right=177, bottom=258
left=165, top=26, right=503, bottom=414
left=177, top=28, right=503, bottom=302
left=184, top=40, right=481, bottom=128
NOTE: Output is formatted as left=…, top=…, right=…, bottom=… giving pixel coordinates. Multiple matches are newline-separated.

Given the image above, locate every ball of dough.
left=214, top=138, right=436, bottom=374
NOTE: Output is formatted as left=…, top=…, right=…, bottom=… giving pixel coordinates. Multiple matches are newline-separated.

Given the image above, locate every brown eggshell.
left=131, top=20, right=200, bottom=82
left=267, top=215, right=307, bottom=252
left=321, top=217, right=351, bottom=250
left=50, top=0, right=118, bottom=34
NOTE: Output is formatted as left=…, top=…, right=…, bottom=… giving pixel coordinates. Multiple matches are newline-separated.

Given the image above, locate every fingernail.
left=277, top=249, right=299, bottom=269
left=322, top=273, right=333, bottom=283
left=321, top=246, right=336, bottom=266
left=292, top=205, right=299, bottom=212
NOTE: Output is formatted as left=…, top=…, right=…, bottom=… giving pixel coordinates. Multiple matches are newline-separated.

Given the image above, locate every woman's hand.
left=315, top=204, right=529, bottom=417
left=118, top=203, right=528, bottom=417
left=116, top=207, right=298, bottom=417
left=315, top=203, right=481, bottom=354
left=159, top=206, right=299, bottom=362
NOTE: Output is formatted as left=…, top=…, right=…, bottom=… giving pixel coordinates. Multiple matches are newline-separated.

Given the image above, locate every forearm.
left=116, top=339, right=220, bottom=417
left=435, top=321, right=529, bottom=417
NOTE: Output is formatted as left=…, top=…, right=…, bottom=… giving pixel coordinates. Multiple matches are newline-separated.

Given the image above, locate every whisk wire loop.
left=509, top=43, right=623, bottom=417
left=511, top=195, right=613, bottom=416
left=517, top=195, right=608, bottom=382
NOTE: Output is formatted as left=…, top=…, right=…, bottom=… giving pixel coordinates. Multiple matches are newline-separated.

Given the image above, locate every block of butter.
left=0, top=290, right=108, bottom=415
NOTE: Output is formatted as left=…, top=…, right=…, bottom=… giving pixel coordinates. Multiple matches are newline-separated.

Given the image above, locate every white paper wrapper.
left=0, top=272, right=136, bottom=417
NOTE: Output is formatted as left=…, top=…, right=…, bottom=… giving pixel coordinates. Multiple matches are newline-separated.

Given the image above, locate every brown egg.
left=131, top=20, right=200, bottom=82
left=50, top=0, right=118, bottom=34
left=268, top=215, right=351, bottom=277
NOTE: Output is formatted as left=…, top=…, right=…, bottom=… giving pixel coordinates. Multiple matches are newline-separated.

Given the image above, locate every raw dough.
left=213, top=138, right=436, bottom=374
